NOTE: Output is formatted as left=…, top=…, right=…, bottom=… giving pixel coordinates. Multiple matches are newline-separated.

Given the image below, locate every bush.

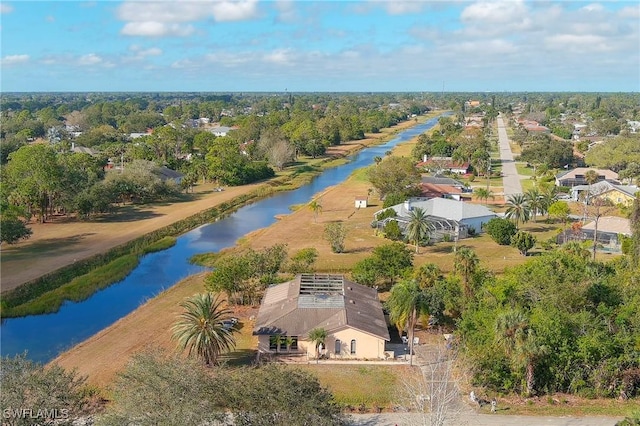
left=383, top=220, right=403, bottom=241
left=484, top=218, right=517, bottom=245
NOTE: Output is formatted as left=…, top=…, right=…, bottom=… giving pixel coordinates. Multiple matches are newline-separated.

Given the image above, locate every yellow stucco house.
left=253, top=274, right=390, bottom=360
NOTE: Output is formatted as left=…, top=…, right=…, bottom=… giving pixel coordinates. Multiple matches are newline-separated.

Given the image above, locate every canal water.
left=0, top=116, right=442, bottom=363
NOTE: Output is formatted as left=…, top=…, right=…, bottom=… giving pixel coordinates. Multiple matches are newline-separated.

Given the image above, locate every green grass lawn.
left=296, top=364, right=413, bottom=409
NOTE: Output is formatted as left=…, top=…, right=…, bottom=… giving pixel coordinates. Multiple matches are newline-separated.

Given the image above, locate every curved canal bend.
left=1, top=116, right=442, bottom=363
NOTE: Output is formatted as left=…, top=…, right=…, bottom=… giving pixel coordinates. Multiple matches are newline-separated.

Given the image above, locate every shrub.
left=484, top=218, right=517, bottom=245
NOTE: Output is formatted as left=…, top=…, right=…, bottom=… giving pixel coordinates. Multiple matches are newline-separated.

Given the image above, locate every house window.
left=290, top=336, right=298, bottom=350
left=335, top=339, right=341, bottom=355
left=280, top=339, right=287, bottom=351
left=350, top=339, right=356, bottom=355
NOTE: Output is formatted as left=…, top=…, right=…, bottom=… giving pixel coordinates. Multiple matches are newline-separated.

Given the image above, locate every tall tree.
left=524, top=188, right=543, bottom=222
left=474, top=188, right=495, bottom=205
left=505, top=193, right=531, bottom=228
left=4, top=144, right=62, bottom=223
left=367, top=156, right=420, bottom=199
left=171, top=293, right=237, bottom=366
left=309, top=198, right=323, bottom=223
left=453, top=247, right=479, bottom=298
left=406, top=207, right=432, bottom=253
left=386, top=279, right=429, bottom=366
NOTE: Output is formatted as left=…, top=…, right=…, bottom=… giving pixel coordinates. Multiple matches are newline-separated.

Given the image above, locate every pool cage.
left=373, top=216, right=467, bottom=243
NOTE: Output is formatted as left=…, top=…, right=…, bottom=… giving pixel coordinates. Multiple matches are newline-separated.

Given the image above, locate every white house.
left=379, top=197, right=497, bottom=235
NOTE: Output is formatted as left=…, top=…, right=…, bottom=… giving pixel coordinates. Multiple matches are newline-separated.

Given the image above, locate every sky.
left=1, top=0, right=639, bottom=93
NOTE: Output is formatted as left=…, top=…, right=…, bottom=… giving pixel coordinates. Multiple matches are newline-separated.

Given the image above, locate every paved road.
left=349, top=412, right=622, bottom=425
left=497, top=114, right=523, bottom=197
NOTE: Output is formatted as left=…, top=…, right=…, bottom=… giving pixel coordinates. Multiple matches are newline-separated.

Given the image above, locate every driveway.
left=497, top=114, right=523, bottom=197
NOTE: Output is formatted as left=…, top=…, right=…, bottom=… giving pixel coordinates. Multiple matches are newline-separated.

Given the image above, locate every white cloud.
left=0, top=54, right=29, bottom=66
left=117, top=1, right=259, bottom=37
left=274, top=0, right=297, bottom=23
left=263, top=49, right=292, bottom=65
left=618, top=5, right=640, bottom=19
left=121, top=22, right=195, bottom=37
left=0, top=3, right=13, bottom=14
left=386, top=1, right=426, bottom=15
left=78, top=53, right=103, bottom=66
left=129, top=45, right=163, bottom=57
left=210, top=0, right=259, bottom=22
left=46, top=15, right=55, bottom=23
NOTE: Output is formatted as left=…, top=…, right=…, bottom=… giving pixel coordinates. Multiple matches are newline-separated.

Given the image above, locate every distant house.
left=208, top=126, right=233, bottom=137
left=155, top=166, right=184, bottom=185
left=253, top=274, right=390, bottom=360
left=556, top=168, right=619, bottom=187
left=570, top=181, right=638, bottom=206
left=417, top=156, right=470, bottom=175
left=70, top=143, right=100, bottom=156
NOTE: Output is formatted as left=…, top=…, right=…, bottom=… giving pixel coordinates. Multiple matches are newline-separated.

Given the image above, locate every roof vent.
left=347, top=286, right=352, bottom=291
left=350, top=300, right=355, bottom=304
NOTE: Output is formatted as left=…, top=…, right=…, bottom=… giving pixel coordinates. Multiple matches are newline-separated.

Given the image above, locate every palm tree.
left=406, top=207, right=431, bottom=253
left=374, top=156, right=382, bottom=166
left=524, top=188, right=542, bottom=222
left=505, top=193, right=531, bottom=228
left=171, top=293, right=237, bottom=366
left=308, top=198, right=322, bottom=223
left=474, top=187, right=495, bottom=205
left=308, top=327, right=327, bottom=363
left=495, top=310, right=547, bottom=396
left=539, top=188, right=557, bottom=220
left=386, top=280, right=428, bottom=366
left=584, top=169, right=599, bottom=205
left=453, top=247, right=479, bottom=298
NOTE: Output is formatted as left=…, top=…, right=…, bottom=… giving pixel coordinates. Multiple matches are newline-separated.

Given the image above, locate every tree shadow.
left=1, top=233, right=96, bottom=261
left=220, top=349, right=257, bottom=367
left=92, top=208, right=163, bottom=223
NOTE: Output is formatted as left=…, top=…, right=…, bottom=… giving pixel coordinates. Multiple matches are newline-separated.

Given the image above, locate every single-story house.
left=417, top=156, right=470, bottom=175
left=380, top=197, right=497, bottom=235
left=556, top=168, right=619, bottom=187
left=557, top=216, right=631, bottom=252
left=253, top=274, right=390, bottom=360
left=155, top=166, right=184, bottom=184
left=419, top=182, right=464, bottom=200
left=569, top=181, right=638, bottom=206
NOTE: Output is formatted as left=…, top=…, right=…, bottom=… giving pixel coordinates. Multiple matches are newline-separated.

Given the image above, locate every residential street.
left=497, top=114, right=523, bottom=197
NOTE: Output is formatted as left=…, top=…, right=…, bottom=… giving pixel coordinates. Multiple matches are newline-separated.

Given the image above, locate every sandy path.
left=0, top=183, right=262, bottom=292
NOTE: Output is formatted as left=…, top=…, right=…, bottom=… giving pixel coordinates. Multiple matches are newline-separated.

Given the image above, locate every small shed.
left=355, top=197, right=368, bottom=209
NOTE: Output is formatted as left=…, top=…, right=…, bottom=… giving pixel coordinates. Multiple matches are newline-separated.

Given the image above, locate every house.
left=355, top=197, right=368, bottom=209
left=417, top=156, right=470, bottom=175
left=155, top=166, right=184, bottom=184
left=207, top=126, right=233, bottom=137
left=253, top=274, right=390, bottom=360
left=557, top=216, right=631, bottom=252
left=556, top=168, right=619, bottom=188
left=569, top=181, right=638, bottom=206
left=70, top=143, right=100, bottom=156
left=374, top=197, right=497, bottom=241
left=419, top=182, right=463, bottom=200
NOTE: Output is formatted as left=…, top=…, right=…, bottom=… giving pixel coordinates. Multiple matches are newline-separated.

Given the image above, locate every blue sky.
left=1, top=1, right=639, bottom=92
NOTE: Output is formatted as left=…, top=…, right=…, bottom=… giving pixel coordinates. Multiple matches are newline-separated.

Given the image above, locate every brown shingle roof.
left=253, top=274, right=390, bottom=341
